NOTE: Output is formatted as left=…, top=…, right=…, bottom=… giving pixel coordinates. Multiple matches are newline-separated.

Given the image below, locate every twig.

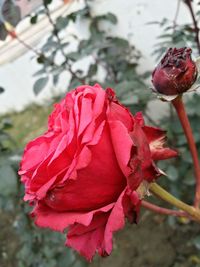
left=184, top=0, right=200, bottom=54
left=43, top=1, right=85, bottom=84
left=7, top=31, right=66, bottom=73
left=173, top=0, right=181, bottom=33
left=13, top=34, right=42, bottom=57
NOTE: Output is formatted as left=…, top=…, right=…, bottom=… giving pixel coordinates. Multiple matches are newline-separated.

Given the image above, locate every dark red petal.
left=128, top=118, right=159, bottom=188
left=143, top=126, right=178, bottom=160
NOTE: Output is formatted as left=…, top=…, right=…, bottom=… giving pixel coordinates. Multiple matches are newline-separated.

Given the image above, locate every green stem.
left=150, top=183, right=200, bottom=222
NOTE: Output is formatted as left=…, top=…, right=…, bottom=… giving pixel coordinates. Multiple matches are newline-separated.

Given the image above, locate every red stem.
left=172, top=96, right=200, bottom=208
left=141, top=200, right=189, bottom=218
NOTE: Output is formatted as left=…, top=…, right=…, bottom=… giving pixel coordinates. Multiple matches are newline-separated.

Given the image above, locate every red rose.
left=19, top=84, right=177, bottom=261
left=152, top=47, right=198, bottom=96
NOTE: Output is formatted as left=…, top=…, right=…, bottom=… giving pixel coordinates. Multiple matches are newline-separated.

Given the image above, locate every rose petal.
left=143, top=126, right=178, bottom=160
left=78, top=97, right=93, bottom=136
left=108, top=120, right=133, bottom=177
left=33, top=201, right=114, bottom=232
left=44, top=125, right=126, bottom=212
left=66, top=213, right=108, bottom=261
left=66, top=190, right=127, bottom=261
left=103, top=190, right=126, bottom=255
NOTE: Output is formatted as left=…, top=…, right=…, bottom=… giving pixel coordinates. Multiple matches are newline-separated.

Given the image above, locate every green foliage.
left=30, top=14, right=38, bottom=24
left=0, top=144, right=86, bottom=267
left=2, top=0, right=200, bottom=265
left=32, top=1, right=149, bottom=113
left=0, top=86, right=5, bottom=93
left=0, top=163, right=17, bottom=196
left=15, top=218, right=86, bottom=267
left=33, top=77, right=49, bottom=95
left=150, top=16, right=198, bottom=60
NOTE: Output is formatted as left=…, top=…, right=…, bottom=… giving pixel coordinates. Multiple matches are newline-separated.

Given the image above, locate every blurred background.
left=1, top=0, right=200, bottom=266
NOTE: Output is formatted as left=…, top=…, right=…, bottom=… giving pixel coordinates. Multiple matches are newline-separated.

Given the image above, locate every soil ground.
left=1, top=209, right=200, bottom=267
left=91, top=211, right=200, bottom=267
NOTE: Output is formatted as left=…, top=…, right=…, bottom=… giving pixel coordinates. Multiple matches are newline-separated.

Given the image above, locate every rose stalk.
left=152, top=47, right=200, bottom=208
left=172, top=96, right=200, bottom=208
left=149, top=183, right=200, bottom=222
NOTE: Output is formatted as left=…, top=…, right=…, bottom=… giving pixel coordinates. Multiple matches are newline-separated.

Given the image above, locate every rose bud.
left=152, top=47, right=198, bottom=96
left=19, top=84, right=177, bottom=261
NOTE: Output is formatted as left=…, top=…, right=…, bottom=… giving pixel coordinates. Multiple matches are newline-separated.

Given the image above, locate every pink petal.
left=78, top=97, right=93, bottom=136
left=33, top=202, right=114, bottom=232
left=108, top=120, right=133, bottom=177
left=66, top=213, right=108, bottom=261
left=107, top=100, right=133, bottom=131
left=103, top=190, right=126, bottom=255
left=66, top=190, right=126, bottom=261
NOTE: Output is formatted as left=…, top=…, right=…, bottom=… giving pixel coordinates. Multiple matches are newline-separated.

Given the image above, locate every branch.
left=43, top=1, right=85, bottom=84
left=173, top=0, right=181, bottom=33
left=7, top=31, right=67, bottom=74
left=184, top=0, right=200, bottom=54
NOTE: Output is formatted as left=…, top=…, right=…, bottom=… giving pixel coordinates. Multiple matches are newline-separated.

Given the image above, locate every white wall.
left=0, top=0, right=193, bottom=114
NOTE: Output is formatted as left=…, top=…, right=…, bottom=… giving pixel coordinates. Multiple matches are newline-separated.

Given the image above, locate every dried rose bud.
left=152, top=47, right=198, bottom=96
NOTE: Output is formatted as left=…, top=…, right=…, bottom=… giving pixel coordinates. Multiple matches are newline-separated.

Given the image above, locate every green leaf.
left=94, top=13, right=117, bottom=24
left=37, top=55, right=46, bottom=64
left=0, top=164, right=17, bottom=196
left=183, top=175, right=195, bottom=186
left=44, top=0, right=53, bottom=6
left=104, top=12, right=118, bottom=24
left=88, top=64, right=97, bottom=76
left=122, top=95, right=139, bottom=106
left=33, top=69, right=46, bottom=77
left=69, top=77, right=81, bottom=89
left=66, top=52, right=81, bottom=61
left=193, top=236, right=200, bottom=250
left=33, top=77, right=49, bottom=95
left=0, top=87, right=5, bottom=93
left=56, top=17, right=69, bottom=31
left=30, top=15, right=38, bottom=24
left=53, top=74, right=59, bottom=86
left=68, top=7, right=89, bottom=22
left=1, top=118, right=13, bottom=130
left=166, top=166, right=178, bottom=181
